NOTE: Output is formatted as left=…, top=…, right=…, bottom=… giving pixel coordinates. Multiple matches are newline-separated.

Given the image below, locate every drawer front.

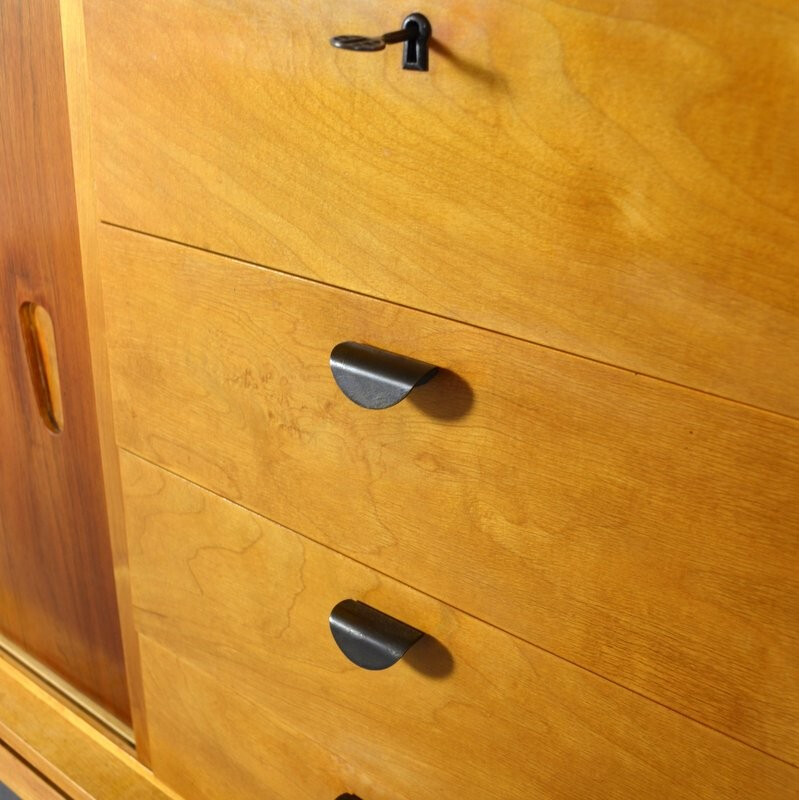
left=84, top=0, right=797, bottom=414
left=139, top=639, right=381, bottom=800
left=101, top=225, right=797, bottom=760
left=123, top=453, right=796, bottom=800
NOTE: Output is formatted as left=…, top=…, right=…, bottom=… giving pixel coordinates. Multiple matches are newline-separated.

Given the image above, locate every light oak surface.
left=140, top=638, right=392, bottom=800
left=0, top=0, right=129, bottom=721
left=59, top=0, right=152, bottom=758
left=0, top=654, right=180, bottom=800
left=84, top=0, right=798, bottom=414
left=122, top=455, right=797, bottom=800
left=101, top=224, right=798, bottom=761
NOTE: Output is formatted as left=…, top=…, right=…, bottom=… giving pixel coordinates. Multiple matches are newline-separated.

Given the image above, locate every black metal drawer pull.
left=330, top=12, right=431, bottom=71
left=335, top=795, right=363, bottom=800
left=330, top=341, right=438, bottom=410
left=329, top=599, right=424, bottom=670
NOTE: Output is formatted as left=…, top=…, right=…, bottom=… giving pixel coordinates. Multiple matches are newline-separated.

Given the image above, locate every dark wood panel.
left=0, top=0, right=130, bottom=720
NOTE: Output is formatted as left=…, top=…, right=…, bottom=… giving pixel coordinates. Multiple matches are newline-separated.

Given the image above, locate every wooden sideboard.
left=1, top=0, right=797, bottom=797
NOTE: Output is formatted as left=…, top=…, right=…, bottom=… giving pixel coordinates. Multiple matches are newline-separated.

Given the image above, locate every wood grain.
left=83, top=0, right=798, bottom=414
left=0, top=743, right=65, bottom=800
left=100, top=225, right=798, bottom=761
left=0, top=631, right=133, bottom=749
left=0, top=654, right=181, bottom=800
left=122, top=455, right=798, bottom=800
left=140, top=639, right=392, bottom=800
left=59, top=0, right=152, bottom=759
left=0, top=0, right=129, bottom=720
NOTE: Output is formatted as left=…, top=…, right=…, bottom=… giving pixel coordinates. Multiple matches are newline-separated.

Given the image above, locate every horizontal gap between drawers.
left=118, top=444, right=799, bottom=770
left=100, top=221, right=798, bottom=424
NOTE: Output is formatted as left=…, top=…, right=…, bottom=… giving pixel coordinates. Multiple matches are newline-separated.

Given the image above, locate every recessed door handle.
left=19, top=302, right=64, bottom=433
left=329, top=599, right=424, bottom=670
left=330, top=12, right=431, bottom=71
left=330, top=341, right=438, bottom=410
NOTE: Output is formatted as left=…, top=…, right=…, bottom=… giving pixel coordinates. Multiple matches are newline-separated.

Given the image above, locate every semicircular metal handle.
left=329, top=599, right=424, bottom=670
left=330, top=341, right=438, bottom=410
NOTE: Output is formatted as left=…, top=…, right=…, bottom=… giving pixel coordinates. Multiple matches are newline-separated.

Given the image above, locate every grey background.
left=0, top=782, right=21, bottom=800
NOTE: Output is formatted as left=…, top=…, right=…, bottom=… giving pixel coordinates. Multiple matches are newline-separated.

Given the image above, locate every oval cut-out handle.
left=19, top=302, right=64, bottom=433
left=329, top=599, right=424, bottom=670
left=330, top=341, right=438, bottom=410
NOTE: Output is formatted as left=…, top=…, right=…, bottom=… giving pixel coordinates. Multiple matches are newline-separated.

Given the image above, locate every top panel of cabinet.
left=84, top=0, right=798, bottom=414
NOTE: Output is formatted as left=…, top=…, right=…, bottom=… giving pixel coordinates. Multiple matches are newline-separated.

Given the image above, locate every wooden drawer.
left=138, top=638, right=384, bottom=800
left=122, top=453, right=796, bottom=800
left=100, top=224, right=797, bottom=760
left=84, top=0, right=797, bottom=414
